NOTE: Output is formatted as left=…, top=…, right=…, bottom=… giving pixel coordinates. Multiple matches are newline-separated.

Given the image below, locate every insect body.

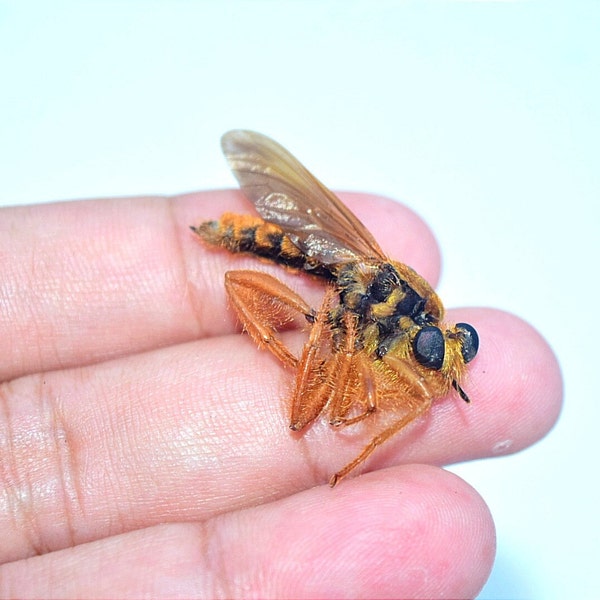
left=192, top=130, right=479, bottom=486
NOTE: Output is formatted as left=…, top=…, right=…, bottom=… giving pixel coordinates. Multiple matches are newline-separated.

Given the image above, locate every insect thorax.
left=333, top=261, right=438, bottom=356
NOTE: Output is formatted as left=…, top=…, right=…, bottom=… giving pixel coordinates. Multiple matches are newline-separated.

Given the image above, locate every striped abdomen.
left=191, top=213, right=335, bottom=279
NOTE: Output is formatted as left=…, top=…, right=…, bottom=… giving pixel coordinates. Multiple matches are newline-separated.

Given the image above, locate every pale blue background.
left=1, top=2, right=598, bottom=598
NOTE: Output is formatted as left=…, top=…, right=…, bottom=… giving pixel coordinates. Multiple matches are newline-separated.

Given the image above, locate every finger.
left=0, top=191, right=439, bottom=381
left=0, top=308, right=558, bottom=563
left=0, top=465, right=495, bottom=599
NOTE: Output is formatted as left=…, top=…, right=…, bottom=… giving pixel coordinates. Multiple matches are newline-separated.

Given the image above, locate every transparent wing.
left=221, top=130, right=386, bottom=264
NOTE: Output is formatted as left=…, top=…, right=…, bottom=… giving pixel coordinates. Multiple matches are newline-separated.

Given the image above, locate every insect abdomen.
left=192, top=213, right=334, bottom=278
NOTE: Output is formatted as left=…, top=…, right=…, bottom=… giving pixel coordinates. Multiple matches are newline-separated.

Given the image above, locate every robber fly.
left=191, top=130, right=479, bottom=486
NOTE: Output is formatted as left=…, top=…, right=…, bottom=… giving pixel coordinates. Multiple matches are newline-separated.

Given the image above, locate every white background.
left=1, top=2, right=598, bottom=598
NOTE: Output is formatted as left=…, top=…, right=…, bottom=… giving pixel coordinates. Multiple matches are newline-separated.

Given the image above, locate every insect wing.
left=221, top=130, right=386, bottom=264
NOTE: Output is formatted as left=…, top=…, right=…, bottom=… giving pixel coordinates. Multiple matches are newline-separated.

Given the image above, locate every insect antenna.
left=452, top=380, right=471, bottom=403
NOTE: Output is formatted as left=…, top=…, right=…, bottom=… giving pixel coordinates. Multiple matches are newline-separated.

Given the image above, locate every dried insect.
left=191, top=130, right=479, bottom=486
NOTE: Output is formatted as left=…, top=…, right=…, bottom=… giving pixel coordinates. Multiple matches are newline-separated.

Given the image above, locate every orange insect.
left=191, top=130, right=479, bottom=486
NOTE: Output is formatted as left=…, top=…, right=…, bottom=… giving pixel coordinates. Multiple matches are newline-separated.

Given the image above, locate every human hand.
left=0, top=191, right=562, bottom=598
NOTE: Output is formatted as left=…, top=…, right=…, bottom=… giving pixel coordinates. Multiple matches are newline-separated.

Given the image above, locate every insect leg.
left=289, top=285, right=337, bottom=431
left=329, top=356, right=434, bottom=487
left=328, top=315, right=377, bottom=427
left=329, top=356, right=377, bottom=427
left=329, top=394, right=433, bottom=487
left=224, top=270, right=313, bottom=368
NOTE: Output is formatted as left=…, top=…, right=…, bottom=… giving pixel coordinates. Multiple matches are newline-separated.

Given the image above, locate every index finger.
left=0, top=191, right=440, bottom=381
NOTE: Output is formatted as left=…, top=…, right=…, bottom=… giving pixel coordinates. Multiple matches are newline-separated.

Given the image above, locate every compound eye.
left=456, top=322, right=479, bottom=363
left=413, top=326, right=445, bottom=370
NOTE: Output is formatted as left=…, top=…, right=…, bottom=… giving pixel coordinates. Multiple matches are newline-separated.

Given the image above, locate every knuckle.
left=0, top=374, right=81, bottom=560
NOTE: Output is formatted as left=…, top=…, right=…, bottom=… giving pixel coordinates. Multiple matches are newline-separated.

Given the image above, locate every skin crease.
left=0, top=191, right=562, bottom=598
